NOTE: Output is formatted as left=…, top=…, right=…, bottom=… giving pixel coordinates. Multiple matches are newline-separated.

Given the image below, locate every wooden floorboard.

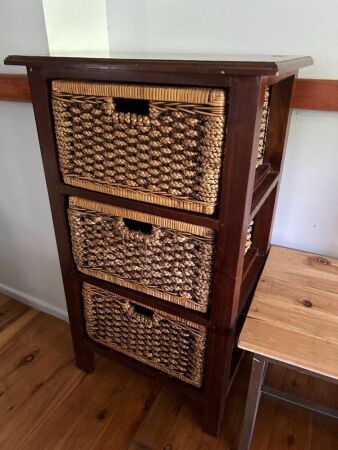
left=0, top=298, right=336, bottom=449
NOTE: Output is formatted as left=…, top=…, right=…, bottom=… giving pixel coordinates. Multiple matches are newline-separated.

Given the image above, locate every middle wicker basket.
left=68, top=196, right=215, bottom=312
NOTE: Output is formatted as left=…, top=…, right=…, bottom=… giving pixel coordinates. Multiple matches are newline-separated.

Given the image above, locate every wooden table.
left=238, top=246, right=338, bottom=449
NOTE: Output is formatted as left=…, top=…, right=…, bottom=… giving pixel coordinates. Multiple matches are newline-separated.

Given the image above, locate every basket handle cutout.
left=114, top=97, right=150, bottom=116
left=131, top=302, right=154, bottom=318
left=123, top=218, right=153, bottom=234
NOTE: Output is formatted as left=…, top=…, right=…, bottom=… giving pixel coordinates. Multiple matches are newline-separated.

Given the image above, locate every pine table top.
left=238, top=246, right=338, bottom=380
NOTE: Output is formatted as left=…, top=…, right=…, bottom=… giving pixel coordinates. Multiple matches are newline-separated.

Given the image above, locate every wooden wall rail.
left=0, top=74, right=337, bottom=111
left=0, top=74, right=31, bottom=102
left=291, top=79, right=338, bottom=111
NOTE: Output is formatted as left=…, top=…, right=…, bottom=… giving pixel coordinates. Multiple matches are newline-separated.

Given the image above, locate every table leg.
left=239, top=354, right=267, bottom=450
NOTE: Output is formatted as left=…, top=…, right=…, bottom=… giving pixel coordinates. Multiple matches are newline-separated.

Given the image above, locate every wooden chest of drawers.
left=5, top=53, right=312, bottom=435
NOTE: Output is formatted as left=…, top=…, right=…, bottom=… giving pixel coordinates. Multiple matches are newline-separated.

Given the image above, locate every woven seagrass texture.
left=68, top=197, right=215, bottom=312
left=256, top=87, right=271, bottom=168
left=52, top=81, right=226, bottom=214
left=83, top=283, right=207, bottom=387
left=245, top=220, right=254, bottom=254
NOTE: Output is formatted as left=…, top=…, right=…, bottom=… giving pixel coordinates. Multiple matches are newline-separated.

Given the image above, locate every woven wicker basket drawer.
left=52, top=80, right=226, bottom=215
left=83, top=283, right=207, bottom=387
left=69, top=196, right=215, bottom=312
left=52, top=80, right=269, bottom=216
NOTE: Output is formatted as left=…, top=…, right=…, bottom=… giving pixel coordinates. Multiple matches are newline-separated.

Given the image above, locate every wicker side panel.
left=256, top=87, right=271, bottom=168
left=245, top=220, right=254, bottom=254
left=52, top=81, right=227, bottom=215
left=83, top=283, right=207, bottom=387
left=68, top=197, right=215, bottom=312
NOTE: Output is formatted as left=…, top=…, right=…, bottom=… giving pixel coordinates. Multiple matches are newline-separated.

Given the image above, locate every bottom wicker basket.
left=83, top=283, right=207, bottom=387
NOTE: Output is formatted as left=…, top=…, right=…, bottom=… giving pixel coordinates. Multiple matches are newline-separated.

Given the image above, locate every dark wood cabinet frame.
left=4, top=55, right=312, bottom=435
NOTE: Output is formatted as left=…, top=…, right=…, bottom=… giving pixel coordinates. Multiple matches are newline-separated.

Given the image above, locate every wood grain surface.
left=239, top=246, right=338, bottom=380
left=0, top=74, right=31, bottom=102
left=1, top=74, right=337, bottom=111
left=291, top=79, right=338, bottom=111
left=0, top=293, right=337, bottom=449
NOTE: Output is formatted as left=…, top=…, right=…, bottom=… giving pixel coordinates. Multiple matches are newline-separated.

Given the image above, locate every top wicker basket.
left=52, top=81, right=269, bottom=215
left=52, top=80, right=226, bottom=214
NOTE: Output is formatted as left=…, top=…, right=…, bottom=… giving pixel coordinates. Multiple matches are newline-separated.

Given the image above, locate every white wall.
left=273, top=110, right=338, bottom=257
left=0, top=0, right=67, bottom=319
left=107, top=0, right=338, bottom=78
left=107, top=0, right=338, bottom=257
left=0, top=0, right=337, bottom=320
left=42, top=0, right=109, bottom=56
left=0, top=0, right=48, bottom=74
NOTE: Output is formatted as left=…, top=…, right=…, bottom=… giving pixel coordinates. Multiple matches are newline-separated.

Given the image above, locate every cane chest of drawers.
left=5, top=53, right=312, bottom=435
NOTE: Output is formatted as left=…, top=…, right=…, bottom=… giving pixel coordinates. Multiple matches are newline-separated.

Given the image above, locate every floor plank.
left=91, top=373, right=161, bottom=450
left=0, top=313, right=85, bottom=449
left=0, top=298, right=337, bottom=450
left=0, top=295, right=31, bottom=337
left=0, top=308, right=39, bottom=349
left=128, top=386, right=184, bottom=450
left=252, top=364, right=338, bottom=450
left=19, top=358, right=158, bottom=450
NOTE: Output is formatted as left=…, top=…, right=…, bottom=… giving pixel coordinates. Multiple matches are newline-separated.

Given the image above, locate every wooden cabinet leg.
left=239, top=354, right=267, bottom=450
left=202, top=333, right=234, bottom=436
left=202, top=393, right=226, bottom=436
left=74, top=346, right=95, bottom=373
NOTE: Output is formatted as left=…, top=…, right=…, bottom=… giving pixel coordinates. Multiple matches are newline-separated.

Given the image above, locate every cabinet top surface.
left=5, top=53, right=312, bottom=76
